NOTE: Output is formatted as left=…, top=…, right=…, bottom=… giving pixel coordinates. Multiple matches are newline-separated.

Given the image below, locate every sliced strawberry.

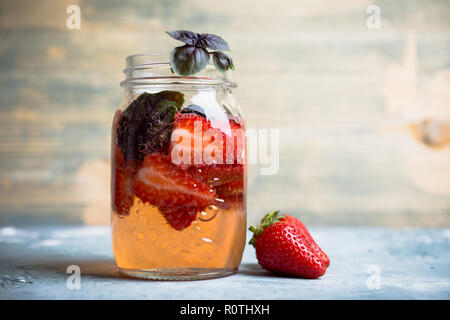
left=114, top=147, right=125, bottom=168
left=170, top=113, right=210, bottom=166
left=215, top=180, right=243, bottom=197
left=159, top=205, right=199, bottom=231
left=133, top=153, right=217, bottom=230
left=187, top=164, right=243, bottom=186
left=216, top=192, right=245, bottom=210
left=111, top=110, right=134, bottom=217
left=112, top=165, right=134, bottom=217
left=282, top=215, right=330, bottom=267
left=169, top=112, right=244, bottom=166
left=214, top=179, right=244, bottom=210
left=112, top=110, right=125, bottom=168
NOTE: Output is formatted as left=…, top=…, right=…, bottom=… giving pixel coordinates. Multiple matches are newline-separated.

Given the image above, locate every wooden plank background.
left=0, top=0, right=449, bottom=226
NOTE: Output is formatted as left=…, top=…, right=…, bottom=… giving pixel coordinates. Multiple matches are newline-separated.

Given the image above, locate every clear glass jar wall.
left=111, top=53, right=247, bottom=280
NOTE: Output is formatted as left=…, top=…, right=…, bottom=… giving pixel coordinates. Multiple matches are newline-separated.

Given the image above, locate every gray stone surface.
left=0, top=226, right=449, bottom=299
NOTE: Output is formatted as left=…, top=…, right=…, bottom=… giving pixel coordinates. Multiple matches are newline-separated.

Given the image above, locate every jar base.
left=119, top=267, right=238, bottom=281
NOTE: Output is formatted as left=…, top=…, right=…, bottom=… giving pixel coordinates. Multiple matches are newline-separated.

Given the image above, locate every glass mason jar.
left=111, top=53, right=247, bottom=280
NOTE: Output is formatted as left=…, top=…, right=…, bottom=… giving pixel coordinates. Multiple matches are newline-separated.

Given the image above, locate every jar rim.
left=121, top=52, right=235, bottom=88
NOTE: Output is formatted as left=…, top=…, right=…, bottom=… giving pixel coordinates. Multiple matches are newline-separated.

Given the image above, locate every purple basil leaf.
left=170, top=45, right=210, bottom=76
left=212, top=51, right=234, bottom=72
left=166, top=30, right=200, bottom=46
left=197, top=33, right=230, bottom=51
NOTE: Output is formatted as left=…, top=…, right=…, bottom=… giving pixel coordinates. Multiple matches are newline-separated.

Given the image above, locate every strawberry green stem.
left=248, top=210, right=285, bottom=247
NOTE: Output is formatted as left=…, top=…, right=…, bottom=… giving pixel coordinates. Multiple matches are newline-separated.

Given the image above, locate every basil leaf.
left=170, top=45, right=210, bottom=76
left=157, top=91, right=184, bottom=109
left=166, top=30, right=199, bottom=46
left=117, top=91, right=184, bottom=161
left=212, top=51, right=234, bottom=72
left=167, top=30, right=230, bottom=51
left=197, top=33, right=230, bottom=51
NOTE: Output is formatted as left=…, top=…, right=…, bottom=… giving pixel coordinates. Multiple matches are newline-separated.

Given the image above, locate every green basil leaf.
left=212, top=51, right=234, bottom=73
left=166, top=30, right=199, bottom=46
left=117, top=91, right=184, bottom=161
left=197, top=33, right=230, bottom=51
left=170, top=45, right=210, bottom=76
left=157, top=91, right=184, bottom=109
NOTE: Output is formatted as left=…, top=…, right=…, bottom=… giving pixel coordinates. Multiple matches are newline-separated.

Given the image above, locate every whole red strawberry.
left=249, top=211, right=327, bottom=279
left=282, top=215, right=330, bottom=267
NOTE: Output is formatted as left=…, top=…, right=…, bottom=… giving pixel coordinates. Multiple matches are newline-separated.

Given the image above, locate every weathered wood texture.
left=0, top=0, right=449, bottom=226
